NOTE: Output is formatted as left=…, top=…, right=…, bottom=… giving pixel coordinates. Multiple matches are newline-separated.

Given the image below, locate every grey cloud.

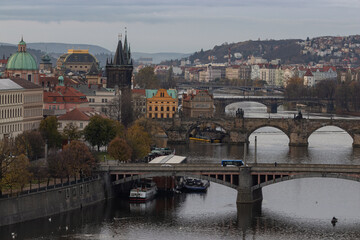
left=1, top=0, right=359, bottom=22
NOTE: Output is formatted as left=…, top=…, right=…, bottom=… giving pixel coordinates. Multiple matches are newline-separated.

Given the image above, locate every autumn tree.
left=134, top=66, right=160, bottom=89
left=335, top=82, right=351, bottom=112
left=285, top=77, right=308, bottom=99
left=62, top=140, right=97, bottom=176
left=315, top=79, right=336, bottom=100
left=0, top=139, right=15, bottom=196
left=39, top=116, right=62, bottom=149
left=47, top=151, right=68, bottom=179
left=48, top=140, right=97, bottom=179
left=84, top=115, right=125, bottom=151
left=134, top=117, right=165, bottom=145
left=1, top=154, right=32, bottom=194
left=126, top=123, right=151, bottom=161
left=108, top=137, right=132, bottom=162
left=15, top=130, right=44, bottom=161
left=29, top=161, right=49, bottom=189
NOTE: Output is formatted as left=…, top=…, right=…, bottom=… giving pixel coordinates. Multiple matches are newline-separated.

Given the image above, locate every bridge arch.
left=112, top=172, right=239, bottom=190
left=307, top=125, right=354, bottom=146
left=251, top=172, right=360, bottom=191
left=248, top=125, right=290, bottom=142
left=225, top=102, right=268, bottom=117
left=185, top=121, right=229, bottom=143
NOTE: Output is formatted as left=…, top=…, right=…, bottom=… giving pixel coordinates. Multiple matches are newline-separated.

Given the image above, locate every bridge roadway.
left=98, top=163, right=360, bottom=204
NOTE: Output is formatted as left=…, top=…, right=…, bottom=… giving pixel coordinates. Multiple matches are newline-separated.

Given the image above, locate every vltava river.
left=1, top=102, right=360, bottom=239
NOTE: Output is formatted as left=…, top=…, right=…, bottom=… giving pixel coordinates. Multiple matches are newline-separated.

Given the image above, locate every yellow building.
left=146, top=89, right=177, bottom=119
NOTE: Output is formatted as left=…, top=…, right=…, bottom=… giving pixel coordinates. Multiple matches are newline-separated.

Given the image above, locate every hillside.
left=187, top=39, right=312, bottom=64
left=170, top=35, right=360, bottom=65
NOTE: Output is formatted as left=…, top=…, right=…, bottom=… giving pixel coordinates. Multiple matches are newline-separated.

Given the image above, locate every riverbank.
left=0, top=174, right=112, bottom=227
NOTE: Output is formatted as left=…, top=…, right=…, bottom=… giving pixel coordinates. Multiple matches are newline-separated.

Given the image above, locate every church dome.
left=6, top=38, right=38, bottom=70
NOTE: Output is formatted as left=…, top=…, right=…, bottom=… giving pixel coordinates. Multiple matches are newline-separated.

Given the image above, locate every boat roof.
left=149, top=154, right=187, bottom=164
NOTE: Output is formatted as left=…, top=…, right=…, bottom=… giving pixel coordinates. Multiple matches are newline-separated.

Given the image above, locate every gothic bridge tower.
left=106, top=33, right=133, bottom=126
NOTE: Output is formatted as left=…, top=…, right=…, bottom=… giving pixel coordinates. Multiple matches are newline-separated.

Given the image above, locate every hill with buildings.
left=165, top=35, right=360, bottom=66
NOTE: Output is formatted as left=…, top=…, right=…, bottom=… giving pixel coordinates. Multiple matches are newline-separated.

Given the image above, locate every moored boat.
left=129, top=181, right=158, bottom=202
left=178, top=177, right=210, bottom=192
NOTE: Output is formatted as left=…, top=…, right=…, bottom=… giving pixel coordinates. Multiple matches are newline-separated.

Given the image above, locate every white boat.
left=129, top=181, right=158, bottom=202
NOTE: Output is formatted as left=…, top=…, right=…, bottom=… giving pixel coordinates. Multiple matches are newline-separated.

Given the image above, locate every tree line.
left=284, top=77, right=360, bottom=113
left=0, top=115, right=159, bottom=196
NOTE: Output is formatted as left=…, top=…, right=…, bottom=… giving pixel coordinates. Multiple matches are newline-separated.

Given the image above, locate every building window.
left=161, top=107, right=164, bottom=111
left=155, top=106, right=158, bottom=111
left=149, top=106, right=152, bottom=111
left=167, top=106, right=169, bottom=111
left=80, top=123, right=83, bottom=128
left=173, top=107, right=175, bottom=111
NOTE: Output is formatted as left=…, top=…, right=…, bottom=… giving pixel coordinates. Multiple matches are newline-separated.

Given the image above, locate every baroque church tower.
left=106, top=33, right=133, bottom=126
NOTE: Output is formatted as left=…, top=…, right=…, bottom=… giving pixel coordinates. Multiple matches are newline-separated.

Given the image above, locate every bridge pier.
left=229, top=130, right=248, bottom=144
left=289, top=132, right=308, bottom=147
left=353, top=133, right=360, bottom=147
left=236, top=201, right=262, bottom=229
left=236, top=167, right=263, bottom=204
left=266, top=103, right=278, bottom=113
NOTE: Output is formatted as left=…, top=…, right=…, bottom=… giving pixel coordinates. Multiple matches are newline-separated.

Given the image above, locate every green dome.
left=6, top=52, right=38, bottom=70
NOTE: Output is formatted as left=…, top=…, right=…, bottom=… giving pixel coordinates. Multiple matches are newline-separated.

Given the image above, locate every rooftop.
left=0, top=79, right=23, bottom=91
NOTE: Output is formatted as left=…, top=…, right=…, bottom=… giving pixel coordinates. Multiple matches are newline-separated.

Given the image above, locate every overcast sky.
left=1, top=0, right=360, bottom=53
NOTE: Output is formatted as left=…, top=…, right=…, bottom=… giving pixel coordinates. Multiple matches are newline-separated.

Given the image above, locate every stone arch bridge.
left=157, top=117, right=360, bottom=147
left=213, top=96, right=332, bottom=115
left=98, top=163, right=360, bottom=204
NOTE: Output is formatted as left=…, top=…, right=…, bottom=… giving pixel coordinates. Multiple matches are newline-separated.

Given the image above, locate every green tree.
left=126, top=124, right=151, bottom=161
left=134, top=66, right=160, bottom=89
left=84, top=116, right=124, bottom=151
left=108, top=137, right=132, bottom=162
left=39, top=116, right=62, bottom=149
left=1, top=154, right=32, bottom=194
left=62, top=123, right=82, bottom=141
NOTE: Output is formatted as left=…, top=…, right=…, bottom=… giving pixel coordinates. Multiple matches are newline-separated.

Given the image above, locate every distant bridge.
left=177, top=83, right=284, bottom=93
left=212, top=96, right=333, bottom=114
left=156, top=117, right=360, bottom=147
left=98, top=163, right=360, bottom=204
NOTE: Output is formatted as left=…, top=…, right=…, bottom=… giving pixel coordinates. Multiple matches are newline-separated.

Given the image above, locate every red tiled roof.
left=304, top=69, right=313, bottom=77
left=58, top=107, right=105, bottom=121
left=58, top=108, right=90, bottom=121
left=44, top=91, right=65, bottom=103
left=132, top=89, right=146, bottom=95
left=44, top=86, right=88, bottom=103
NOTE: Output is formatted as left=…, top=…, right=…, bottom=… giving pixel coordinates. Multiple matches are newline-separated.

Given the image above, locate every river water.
left=2, top=102, right=360, bottom=240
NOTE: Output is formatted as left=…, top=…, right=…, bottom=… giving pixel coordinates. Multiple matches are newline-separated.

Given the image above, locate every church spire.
left=113, top=39, right=124, bottom=65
